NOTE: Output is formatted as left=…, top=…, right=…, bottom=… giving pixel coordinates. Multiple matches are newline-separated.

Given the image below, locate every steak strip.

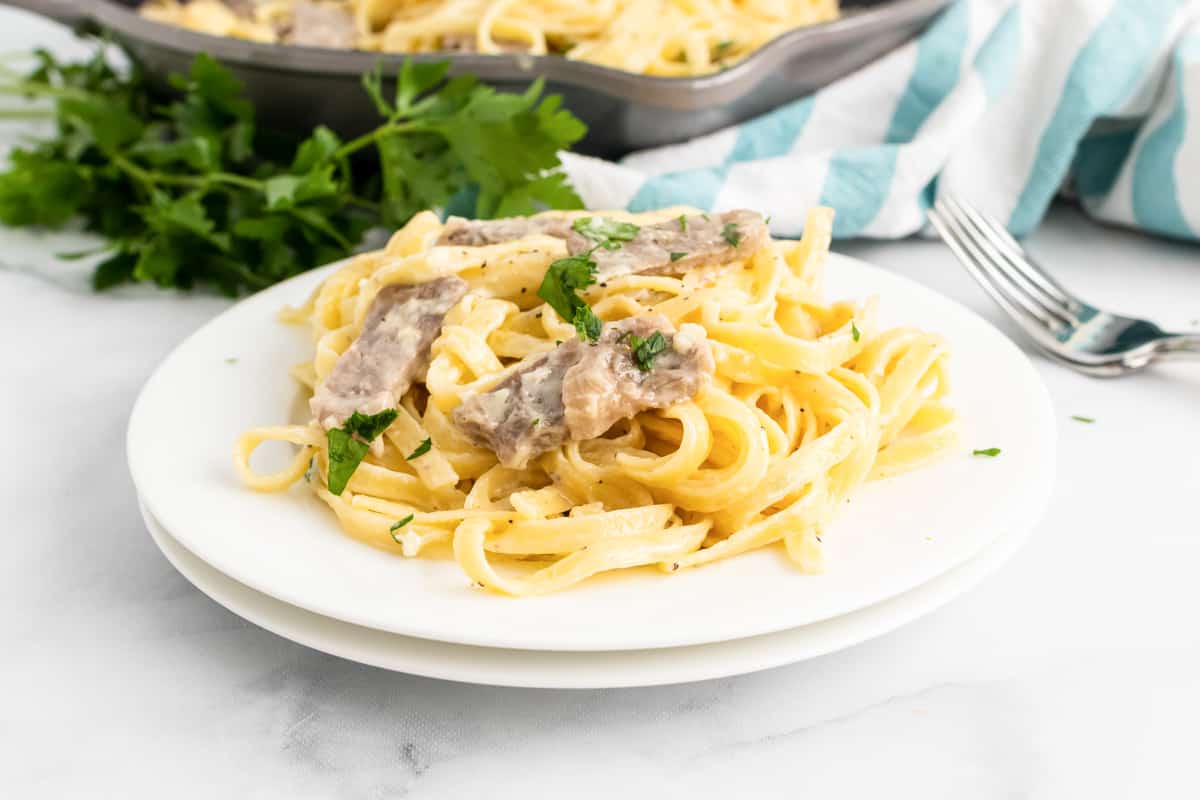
left=452, top=315, right=714, bottom=468
left=435, top=209, right=768, bottom=281
left=311, top=276, right=468, bottom=429
left=280, top=0, right=356, bottom=49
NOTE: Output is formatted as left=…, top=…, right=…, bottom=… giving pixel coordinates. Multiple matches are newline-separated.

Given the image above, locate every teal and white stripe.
left=565, top=0, right=1200, bottom=244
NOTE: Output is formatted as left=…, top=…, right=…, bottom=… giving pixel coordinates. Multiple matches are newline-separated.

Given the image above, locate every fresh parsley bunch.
left=0, top=47, right=586, bottom=293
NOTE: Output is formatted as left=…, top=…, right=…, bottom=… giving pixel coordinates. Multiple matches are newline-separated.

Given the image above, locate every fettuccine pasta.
left=141, top=0, right=840, bottom=76
left=235, top=206, right=959, bottom=596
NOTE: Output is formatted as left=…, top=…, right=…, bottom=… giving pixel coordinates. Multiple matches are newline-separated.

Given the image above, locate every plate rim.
left=139, top=493, right=1036, bottom=689
left=127, top=250, right=1057, bottom=651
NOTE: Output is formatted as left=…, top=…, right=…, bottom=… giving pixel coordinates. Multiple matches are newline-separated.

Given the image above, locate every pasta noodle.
left=234, top=205, right=960, bottom=596
left=141, top=0, right=840, bottom=76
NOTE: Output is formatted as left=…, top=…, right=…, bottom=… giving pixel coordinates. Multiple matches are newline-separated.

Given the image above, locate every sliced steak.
left=311, top=277, right=468, bottom=429
left=583, top=209, right=768, bottom=280
left=436, top=215, right=577, bottom=247
left=562, top=315, right=715, bottom=440
left=283, top=1, right=356, bottom=49
left=223, top=0, right=258, bottom=18
left=436, top=210, right=767, bottom=281
left=452, top=315, right=714, bottom=468
left=451, top=342, right=584, bottom=469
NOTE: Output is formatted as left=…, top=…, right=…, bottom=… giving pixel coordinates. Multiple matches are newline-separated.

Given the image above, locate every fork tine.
left=940, top=195, right=1077, bottom=327
left=927, top=206, right=1062, bottom=340
left=946, top=194, right=1080, bottom=313
left=931, top=198, right=1072, bottom=332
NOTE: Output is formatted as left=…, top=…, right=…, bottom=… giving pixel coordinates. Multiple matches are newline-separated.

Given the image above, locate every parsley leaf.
left=326, top=409, right=398, bottom=495
left=722, top=222, right=742, bottom=247
left=406, top=437, right=432, bottom=460
left=0, top=47, right=587, bottom=293
left=1071, top=415, right=1095, bottom=424
left=346, top=409, right=397, bottom=441
left=625, top=331, right=670, bottom=372
left=851, top=321, right=861, bottom=342
left=678, top=214, right=688, bottom=231
left=670, top=251, right=687, bottom=262
left=536, top=217, right=639, bottom=341
left=972, top=447, right=1001, bottom=457
left=571, top=216, right=639, bottom=249
left=538, top=253, right=602, bottom=342
left=573, top=306, right=603, bottom=342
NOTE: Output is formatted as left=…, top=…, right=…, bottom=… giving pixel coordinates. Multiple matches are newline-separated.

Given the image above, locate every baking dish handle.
left=0, top=0, right=92, bottom=30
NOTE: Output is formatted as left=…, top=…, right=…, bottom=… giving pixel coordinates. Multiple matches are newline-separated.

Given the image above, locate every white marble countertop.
left=3, top=10, right=1200, bottom=799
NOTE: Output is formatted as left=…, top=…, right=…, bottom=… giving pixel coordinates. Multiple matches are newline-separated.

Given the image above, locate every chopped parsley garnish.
left=721, top=222, right=742, bottom=247
left=326, top=409, right=398, bottom=495
left=670, top=251, right=687, bottom=262
left=389, top=514, right=414, bottom=542
left=1071, top=415, right=1095, bottom=424
left=851, top=320, right=861, bottom=342
left=678, top=214, right=688, bottom=231
left=972, top=447, right=1001, bottom=457
left=701, top=212, right=711, bottom=221
left=715, top=40, right=735, bottom=56
left=538, top=218, right=642, bottom=344
left=573, top=306, right=602, bottom=342
left=531, top=418, right=540, bottom=427
left=538, top=237, right=611, bottom=344
left=406, top=437, right=432, bottom=460
left=224, top=357, right=238, bottom=364
left=538, top=252, right=599, bottom=338
left=625, top=331, right=670, bottom=372
left=571, top=216, right=640, bottom=250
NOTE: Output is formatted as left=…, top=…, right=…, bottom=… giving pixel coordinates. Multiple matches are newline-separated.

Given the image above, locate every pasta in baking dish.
left=235, top=205, right=959, bottom=595
left=141, top=0, right=840, bottom=76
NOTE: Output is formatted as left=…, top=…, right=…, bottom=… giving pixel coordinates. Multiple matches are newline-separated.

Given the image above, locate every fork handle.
left=1160, top=332, right=1200, bottom=360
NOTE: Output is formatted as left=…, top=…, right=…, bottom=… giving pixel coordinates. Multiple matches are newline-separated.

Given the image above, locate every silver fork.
left=928, top=194, right=1200, bottom=377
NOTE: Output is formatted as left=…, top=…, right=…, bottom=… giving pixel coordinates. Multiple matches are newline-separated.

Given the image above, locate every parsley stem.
left=111, top=152, right=159, bottom=196
left=335, top=120, right=422, bottom=159
left=140, top=170, right=263, bottom=191
left=345, top=193, right=381, bottom=212
left=114, top=153, right=266, bottom=196
left=0, top=108, right=54, bottom=120
left=0, top=80, right=92, bottom=101
left=205, top=172, right=266, bottom=190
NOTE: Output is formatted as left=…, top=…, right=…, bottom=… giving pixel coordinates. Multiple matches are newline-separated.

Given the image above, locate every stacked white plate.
left=128, top=253, right=1056, bottom=689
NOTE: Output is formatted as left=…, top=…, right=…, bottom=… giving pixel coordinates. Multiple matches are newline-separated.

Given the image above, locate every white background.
left=2, top=8, right=1200, bottom=799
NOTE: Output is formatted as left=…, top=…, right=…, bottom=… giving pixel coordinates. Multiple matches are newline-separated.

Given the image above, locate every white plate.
left=140, top=493, right=1034, bottom=688
left=128, top=253, right=1056, bottom=651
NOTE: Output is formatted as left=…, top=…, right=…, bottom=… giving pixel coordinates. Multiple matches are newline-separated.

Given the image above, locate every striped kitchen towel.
left=563, top=0, right=1200, bottom=243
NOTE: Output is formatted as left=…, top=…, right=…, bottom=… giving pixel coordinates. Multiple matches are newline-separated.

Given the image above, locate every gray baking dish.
left=6, top=0, right=949, bottom=157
